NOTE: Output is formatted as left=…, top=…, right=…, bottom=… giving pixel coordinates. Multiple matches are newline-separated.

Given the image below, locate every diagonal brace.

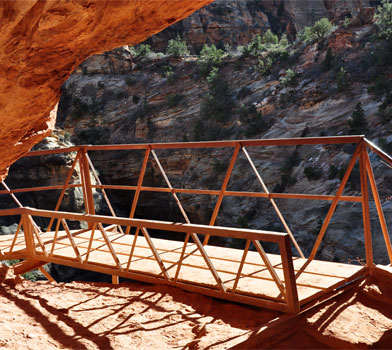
left=253, top=240, right=285, bottom=295
left=242, top=147, right=304, bottom=258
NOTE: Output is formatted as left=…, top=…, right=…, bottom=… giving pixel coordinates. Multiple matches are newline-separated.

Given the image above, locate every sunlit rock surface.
left=0, top=0, right=213, bottom=180
left=145, top=0, right=372, bottom=50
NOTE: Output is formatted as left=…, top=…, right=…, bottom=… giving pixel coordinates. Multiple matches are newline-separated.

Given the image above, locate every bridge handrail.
left=0, top=207, right=288, bottom=243
left=24, top=135, right=363, bottom=157
left=0, top=206, right=299, bottom=312
left=364, top=138, right=392, bottom=168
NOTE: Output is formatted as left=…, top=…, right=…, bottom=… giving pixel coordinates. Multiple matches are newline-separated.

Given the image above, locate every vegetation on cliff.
left=7, top=1, right=392, bottom=266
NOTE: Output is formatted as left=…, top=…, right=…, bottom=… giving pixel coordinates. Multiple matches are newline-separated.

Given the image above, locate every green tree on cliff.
left=130, top=44, right=152, bottom=61
left=198, top=44, right=224, bottom=75
left=298, top=18, right=334, bottom=43
left=348, top=102, right=368, bottom=134
left=166, top=36, right=190, bottom=57
left=201, top=67, right=233, bottom=123
left=262, top=29, right=279, bottom=44
left=323, top=47, right=334, bottom=71
left=375, top=0, right=392, bottom=39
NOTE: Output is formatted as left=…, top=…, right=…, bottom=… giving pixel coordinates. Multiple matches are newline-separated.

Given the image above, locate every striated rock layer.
left=0, top=0, right=213, bottom=180
left=145, top=0, right=372, bottom=51
left=50, top=17, right=392, bottom=265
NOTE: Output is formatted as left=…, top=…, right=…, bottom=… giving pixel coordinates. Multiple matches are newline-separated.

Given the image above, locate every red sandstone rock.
left=0, top=270, right=392, bottom=349
left=299, top=43, right=319, bottom=69
left=0, top=264, right=22, bottom=286
left=0, top=0, right=213, bottom=180
left=328, top=29, right=354, bottom=52
left=351, top=7, right=375, bottom=26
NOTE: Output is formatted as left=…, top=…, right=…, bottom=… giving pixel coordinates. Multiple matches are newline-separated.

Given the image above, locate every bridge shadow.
left=232, top=273, right=392, bottom=349
left=0, top=283, right=112, bottom=349
left=0, top=280, right=280, bottom=349
left=64, top=280, right=280, bottom=329
left=3, top=272, right=391, bottom=349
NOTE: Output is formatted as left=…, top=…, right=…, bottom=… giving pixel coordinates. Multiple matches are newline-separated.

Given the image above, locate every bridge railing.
left=0, top=207, right=299, bottom=312
left=1, top=136, right=392, bottom=312
left=1, top=135, right=392, bottom=268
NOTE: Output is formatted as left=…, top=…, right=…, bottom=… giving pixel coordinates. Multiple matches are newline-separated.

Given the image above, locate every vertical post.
left=80, top=147, right=95, bottom=216
left=280, top=235, right=299, bottom=313
left=364, top=150, right=392, bottom=265
left=359, top=142, right=374, bottom=269
left=23, top=214, right=36, bottom=259
left=112, top=275, right=119, bottom=285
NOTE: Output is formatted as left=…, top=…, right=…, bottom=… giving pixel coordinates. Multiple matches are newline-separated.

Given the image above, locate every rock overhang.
left=0, top=0, right=214, bottom=180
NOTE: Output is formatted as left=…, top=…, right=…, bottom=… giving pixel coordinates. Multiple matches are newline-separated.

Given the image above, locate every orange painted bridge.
left=0, top=136, right=391, bottom=313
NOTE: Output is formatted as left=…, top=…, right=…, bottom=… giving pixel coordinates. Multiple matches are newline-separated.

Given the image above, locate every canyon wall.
left=0, top=0, right=213, bottom=180
left=0, top=0, right=374, bottom=180
left=144, top=0, right=372, bottom=51
left=46, top=13, right=392, bottom=265
left=2, top=0, right=390, bottom=265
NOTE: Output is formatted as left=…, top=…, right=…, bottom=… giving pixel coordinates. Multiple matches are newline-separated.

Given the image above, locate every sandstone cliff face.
left=144, top=0, right=372, bottom=51
left=0, top=130, right=88, bottom=233
left=0, top=0, right=213, bottom=180
left=4, top=1, right=392, bottom=266
left=145, top=0, right=271, bottom=51
left=284, top=0, right=371, bottom=30
left=0, top=0, right=373, bottom=177
left=49, top=15, right=392, bottom=265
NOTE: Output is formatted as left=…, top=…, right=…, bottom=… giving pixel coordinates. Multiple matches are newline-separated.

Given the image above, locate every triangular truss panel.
left=2, top=136, right=392, bottom=314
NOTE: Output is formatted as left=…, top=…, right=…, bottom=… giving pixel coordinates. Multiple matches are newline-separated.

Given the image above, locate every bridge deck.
left=0, top=228, right=365, bottom=309
left=1, top=137, right=391, bottom=312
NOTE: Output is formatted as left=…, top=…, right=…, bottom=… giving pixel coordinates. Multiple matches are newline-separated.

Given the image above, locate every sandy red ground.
left=0, top=267, right=392, bottom=349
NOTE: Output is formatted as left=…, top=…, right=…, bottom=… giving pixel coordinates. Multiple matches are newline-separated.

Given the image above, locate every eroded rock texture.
left=0, top=0, right=212, bottom=180
left=145, top=0, right=371, bottom=51
left=50, top=18, right=392, bottom=265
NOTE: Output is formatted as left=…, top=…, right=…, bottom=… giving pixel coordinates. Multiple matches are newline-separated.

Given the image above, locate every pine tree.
left=375, top=0, right=392, bottom=39
left=336, top=67, right=349, bottom=92
left=323, top=47, right=334, bottom=71
left=348, top=102, right=368, bottom=135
